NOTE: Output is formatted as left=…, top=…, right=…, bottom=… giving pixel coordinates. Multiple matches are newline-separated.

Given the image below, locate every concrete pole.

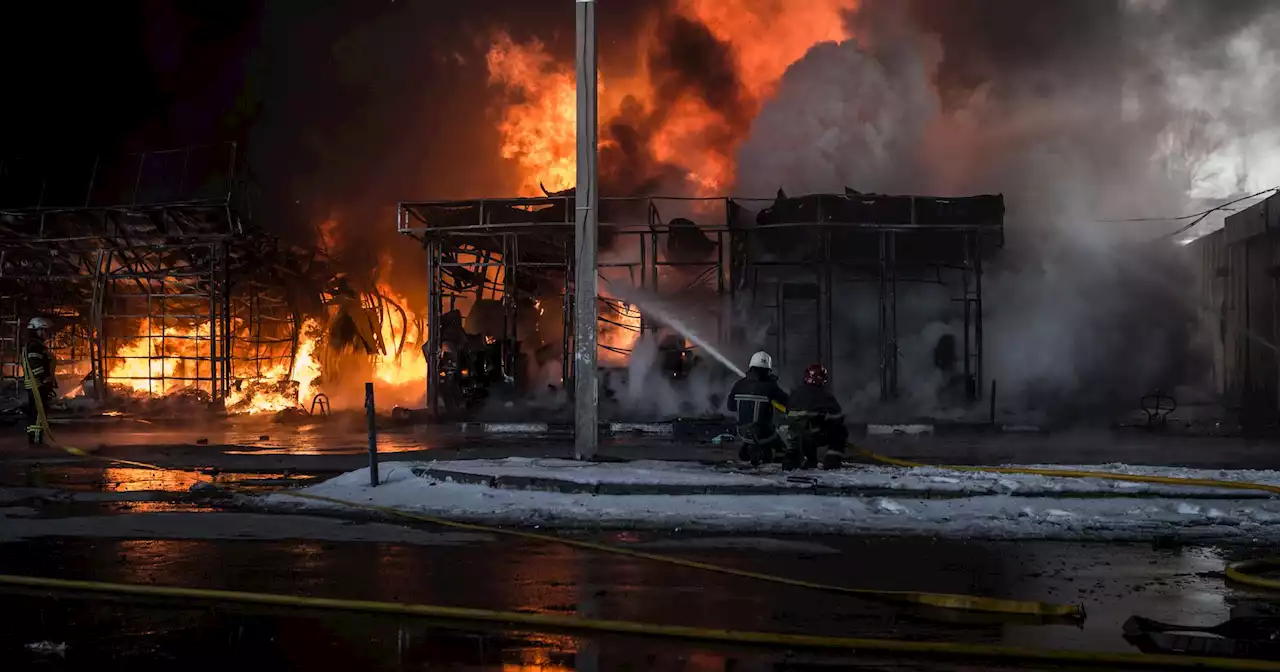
left=574, top=0, right=599, bottom=460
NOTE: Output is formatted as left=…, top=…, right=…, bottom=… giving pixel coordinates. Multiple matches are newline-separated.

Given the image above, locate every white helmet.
left=27, top=317, right=51, bottom=331
left=748, top=351, right=772, bottom=370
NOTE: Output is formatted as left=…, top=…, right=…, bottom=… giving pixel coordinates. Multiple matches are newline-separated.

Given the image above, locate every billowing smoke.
left=735, top=0, right=1280, bottom=422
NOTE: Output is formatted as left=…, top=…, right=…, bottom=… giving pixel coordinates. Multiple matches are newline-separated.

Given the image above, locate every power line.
left=1151, top=187, right=1278, bottom=241
left=1101, top=187, right=1278, bottom=223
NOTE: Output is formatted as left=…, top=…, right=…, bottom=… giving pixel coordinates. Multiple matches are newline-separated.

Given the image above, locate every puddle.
left=0, top=465, right=318, bottom=493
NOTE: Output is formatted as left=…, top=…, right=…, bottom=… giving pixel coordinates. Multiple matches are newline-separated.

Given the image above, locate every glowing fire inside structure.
left=37, top=0, right=862, bottom=416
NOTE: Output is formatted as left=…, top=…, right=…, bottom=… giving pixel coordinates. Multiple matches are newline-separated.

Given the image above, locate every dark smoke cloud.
left=737, top=0, right=1280, bottom=422
left=599, top=10, right=752, bottom=196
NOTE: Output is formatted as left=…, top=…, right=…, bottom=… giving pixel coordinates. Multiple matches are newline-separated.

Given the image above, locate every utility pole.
left=573, top=0, right=599, bottom=459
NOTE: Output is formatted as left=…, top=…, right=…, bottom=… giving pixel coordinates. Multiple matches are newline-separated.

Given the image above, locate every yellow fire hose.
left=2, top=574, right=1278, bottom=670
left=771, top=400, right=1280, bottom=497
left=19, top=380, right=1280, bottom=637
left=19, top=374, right=1085, bottom=621
left=1226, top=559, right=1280, bottom=592
left=855, top=449, right=1280, bottom=497
left=278, top=490, right=1082, bottom=619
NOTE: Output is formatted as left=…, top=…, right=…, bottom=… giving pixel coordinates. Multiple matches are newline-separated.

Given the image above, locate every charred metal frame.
left=400, top=193, right=1002, bottom=413
left=399, top=193, right=998, bottom=412
left=733, top=196, right=999, bottom=401
left=0, top=143, right=309, bottom=406
left=399, top=197, right=732, bottom=415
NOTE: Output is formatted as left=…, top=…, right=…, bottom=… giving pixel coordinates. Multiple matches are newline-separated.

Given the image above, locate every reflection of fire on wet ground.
left=0, top=465, right=315, bottom=493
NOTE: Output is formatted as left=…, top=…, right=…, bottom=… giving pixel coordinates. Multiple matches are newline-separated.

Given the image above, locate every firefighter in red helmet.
left=782, top=364, right=847, bottom=470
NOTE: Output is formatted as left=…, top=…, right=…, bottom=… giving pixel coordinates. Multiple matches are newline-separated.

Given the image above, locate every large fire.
left=485, top=0, right=859, bottom=196
left=89, top=3, right=860, bottom=411
left=105, top=319, right=325, bottom=414
left=484, top=1, right=856, bottom=366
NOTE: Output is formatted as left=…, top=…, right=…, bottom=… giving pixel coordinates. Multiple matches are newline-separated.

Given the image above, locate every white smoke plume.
left=734, top=0, right=1280, bottom=423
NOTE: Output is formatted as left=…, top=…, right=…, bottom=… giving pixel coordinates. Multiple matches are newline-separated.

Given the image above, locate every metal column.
left=425, top=237, right=441, bottom=417
left=573, top=0, right=599, bottom=459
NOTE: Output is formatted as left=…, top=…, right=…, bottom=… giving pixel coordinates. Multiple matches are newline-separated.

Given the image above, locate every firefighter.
left=727, top=351, right=789, bottom=466
left=22, top=317, right=57, bottom=444
left=784, top=364, right=848, bottom=470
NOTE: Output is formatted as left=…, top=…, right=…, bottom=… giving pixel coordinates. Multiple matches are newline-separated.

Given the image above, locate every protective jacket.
left=787, top=384, right=842, bottom=418
left=727, top=367, right=789, bottom=430
left=23, top=336, right=55, bottom=390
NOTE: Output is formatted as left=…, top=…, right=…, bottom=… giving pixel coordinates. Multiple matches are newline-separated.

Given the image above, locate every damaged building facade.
left=0, top=143, right=334, bottom=414
left=1191, top=192, right=1280, bottom=430
left=398, top=189, right=1004, bottom=419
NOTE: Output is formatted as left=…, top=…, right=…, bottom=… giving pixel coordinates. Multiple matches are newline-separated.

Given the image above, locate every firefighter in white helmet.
left=22, top=317, right=56, bottom=444
left=726, top=351, right=789, bottom=466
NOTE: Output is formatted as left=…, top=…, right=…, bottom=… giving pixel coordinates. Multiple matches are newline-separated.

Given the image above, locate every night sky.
left=1, top=0, right=659, bottom=245
left=4, top=0, right=1273, bottom=245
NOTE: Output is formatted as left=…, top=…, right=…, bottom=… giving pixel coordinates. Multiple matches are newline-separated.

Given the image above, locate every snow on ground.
left=259, top=462, right=1280, bottom=541
left=417, top=457, right=1280, bottom=498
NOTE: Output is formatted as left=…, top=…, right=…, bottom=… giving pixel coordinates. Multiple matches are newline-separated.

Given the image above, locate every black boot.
left=822, top=450, right=844, bottom=470
left=801, top=441, right=818, bottom=470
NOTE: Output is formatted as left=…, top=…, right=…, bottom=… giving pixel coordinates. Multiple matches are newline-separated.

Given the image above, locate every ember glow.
left=107, top=320, right=213, bottom=397
left=598, top=293, right=642, bottom=367
left=105, top=318, right=325, bottom=415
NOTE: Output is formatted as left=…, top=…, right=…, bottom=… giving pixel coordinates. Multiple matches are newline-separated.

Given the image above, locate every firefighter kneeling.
left=22, top=317, right=57, bottom=444
left=727, top=351, right=789, bottom=466
left=783, top=364, right=847, bottom=470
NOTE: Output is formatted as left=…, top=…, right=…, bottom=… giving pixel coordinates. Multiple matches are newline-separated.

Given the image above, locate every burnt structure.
left=1190, top=192, right=1280, bottom=428
left=399, top=189, right=1004, bottom=415
left=0, top=143, right=327, bottom=407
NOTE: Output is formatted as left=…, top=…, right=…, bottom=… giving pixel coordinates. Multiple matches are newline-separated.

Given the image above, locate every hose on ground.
left=854, top=448, right=1280, bottom=497
left=0, top=574, right=1275, bottom=671
left=21, top=383, right=1085, bottom=620
left=1226, top=559, right=1280, bottom=591
left=278, top=490, right=1083, bottom=619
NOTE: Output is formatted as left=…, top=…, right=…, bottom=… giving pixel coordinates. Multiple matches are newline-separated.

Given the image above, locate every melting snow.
left=258, top=460, right=1280, bottom=541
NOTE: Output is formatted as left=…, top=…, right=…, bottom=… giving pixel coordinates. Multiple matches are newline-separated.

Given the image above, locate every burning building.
left=399, top=188, right=1003, bottom=419
left=6, top=1, right=1269, bottom=426
left=0, top=143, right=424, bottom=417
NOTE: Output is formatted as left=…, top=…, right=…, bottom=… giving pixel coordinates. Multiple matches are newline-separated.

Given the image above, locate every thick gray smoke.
left=735, top=0, right=1280, bottom=423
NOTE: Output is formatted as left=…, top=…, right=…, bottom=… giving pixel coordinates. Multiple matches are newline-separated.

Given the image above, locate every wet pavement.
left=6, top=417, right=1280, bottom=476
left=3, top=419, right=1280, bottom=668
left=0, top=519, right=1272, bottom=669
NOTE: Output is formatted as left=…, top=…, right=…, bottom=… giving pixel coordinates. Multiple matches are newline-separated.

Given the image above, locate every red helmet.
left=803, top=364, right=828, bottom=386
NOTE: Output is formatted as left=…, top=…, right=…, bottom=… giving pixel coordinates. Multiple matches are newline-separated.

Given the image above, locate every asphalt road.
left=0, top=497, right=1269, bottom=670
left=6, top=414, right=1280, bottom=473
left=2, top=419, right=1279, bottom=669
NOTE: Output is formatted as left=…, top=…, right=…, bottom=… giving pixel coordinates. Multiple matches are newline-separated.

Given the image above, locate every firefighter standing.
left=784, top=364, right=848, bottom=470
left=22, top=317, right=57, bottom=444
left=727, top=351, right=789, bottom=466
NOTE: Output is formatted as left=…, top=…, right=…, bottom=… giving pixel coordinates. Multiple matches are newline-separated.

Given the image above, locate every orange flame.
left=485, top=0, right=858, bottom=198
left=486, top=33, right=582, bottom=195
left=370, top=282, right=427, bottom=387
left=106, top=319, right=325, bottom=415
left=675, top=0, right=858, bottom=102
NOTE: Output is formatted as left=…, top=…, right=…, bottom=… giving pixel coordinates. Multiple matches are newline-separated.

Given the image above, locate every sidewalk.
left=415, top=457, right=1280, bottom=499
left=260, top=458, right=1280, bottom=541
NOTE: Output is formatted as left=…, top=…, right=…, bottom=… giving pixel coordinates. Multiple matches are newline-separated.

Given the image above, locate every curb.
left=445, top=421, right=1045, bottom=437
left=410, top=465, right=1261, bottom=500
left=452, top=421, right=722, bottom=437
